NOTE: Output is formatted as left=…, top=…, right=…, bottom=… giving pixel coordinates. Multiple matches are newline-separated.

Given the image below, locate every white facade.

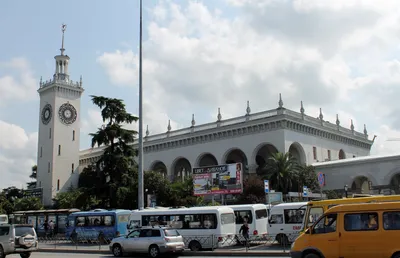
left=313, top=154, right=400, bottom=194
left=36, top=28, right=84, bottom=206
left=79, top=101, right=373, bottom=183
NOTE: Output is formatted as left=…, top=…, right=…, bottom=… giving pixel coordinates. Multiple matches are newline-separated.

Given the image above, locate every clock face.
left=58, top=103, right=77, bottom=125
left=41, top=104, right=52, bottom=125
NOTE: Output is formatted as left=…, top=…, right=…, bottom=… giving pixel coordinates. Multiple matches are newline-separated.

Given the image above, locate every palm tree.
left=262, top=152, right=298, bottom=196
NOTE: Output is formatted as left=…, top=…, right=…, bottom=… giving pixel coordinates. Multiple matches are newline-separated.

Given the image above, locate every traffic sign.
left=264, top=180, right=269, bottom=193
left=317, top=172, right=325, bottom=187
left=303, top=186, right=308, bottom=197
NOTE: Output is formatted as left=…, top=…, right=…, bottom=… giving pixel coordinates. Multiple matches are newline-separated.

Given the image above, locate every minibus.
left=291, top=202, right=400, bottom=258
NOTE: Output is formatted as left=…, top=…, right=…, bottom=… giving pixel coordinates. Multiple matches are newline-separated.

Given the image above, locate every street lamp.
left=344, top=185, right=348, bottom=198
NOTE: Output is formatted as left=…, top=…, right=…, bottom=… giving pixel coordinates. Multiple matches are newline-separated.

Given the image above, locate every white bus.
left=127, top=206, right=236, bottom=251
left=268, top=202, right=307, bottom=245
left=228, top=204, right=269, bottom=240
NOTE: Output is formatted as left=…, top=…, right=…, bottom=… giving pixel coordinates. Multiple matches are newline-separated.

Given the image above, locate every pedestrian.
left=43, top=220, right=49, bottom=237
left=49, top=220, right=55, bottom=237
left=239, top=220, right=250, bottom=248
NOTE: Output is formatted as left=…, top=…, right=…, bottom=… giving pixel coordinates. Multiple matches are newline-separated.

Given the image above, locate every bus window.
left=308, top=207, right=324, bottom=226
left=269, top=214, right=283, bottom=224
left=383, top=211, right=400, bottom=230
left=118, top=214, right=130, bottom=223
left=104, top=215, right=115, bottom=226
left=255, top=209, right=268, bottom=219
left=284, top=209, right=305, bottom=224
left=234, top=210, right=253, bottom=224
left=221, top=213, right=235, bottom=225
left=76, top=216, right=85, bottom=227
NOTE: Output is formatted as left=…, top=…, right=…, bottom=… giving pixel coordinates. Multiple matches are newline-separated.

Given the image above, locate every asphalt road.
left=7, top=252, right=287, bottom=258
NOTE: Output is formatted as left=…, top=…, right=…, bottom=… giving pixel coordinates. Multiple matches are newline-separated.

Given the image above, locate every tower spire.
left=60, top=24, right=67, bottom=56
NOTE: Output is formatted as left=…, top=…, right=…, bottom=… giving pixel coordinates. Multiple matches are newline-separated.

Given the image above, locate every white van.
left=127, top=206, right=236, bottom=251
left=268, top=202, right=307, bottom=245
left=228, top=204, right=269, bottom=240
left=0, top=215, right=8, bottom=224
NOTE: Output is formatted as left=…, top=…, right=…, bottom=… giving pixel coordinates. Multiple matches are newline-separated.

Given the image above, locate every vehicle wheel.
left=189, top=240, right=202, bottom=251
left=277, top=234, right=289, bottom=246
left=20, top=253, right=31, bottom=258
left=304, top=253, right=320, bottom=258
left=0, top=246, right=5, bottom=258
left=392, top=253, right=400, bottom=258
left=112, top=244, right=123, bottom=257
left=148, top=244, right=160, bottom=258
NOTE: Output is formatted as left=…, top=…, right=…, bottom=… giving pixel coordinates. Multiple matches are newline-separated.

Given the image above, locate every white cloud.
left=0, top=120, right=37, bottom=189
left=0, top=57, right=37, bottom=106
left=95, top=0, right=400, bottom=155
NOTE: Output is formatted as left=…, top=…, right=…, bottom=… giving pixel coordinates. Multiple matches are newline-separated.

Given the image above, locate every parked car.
left=109, top=226, right=185, bottom=257
left=0, top=223, right=38, bottom=258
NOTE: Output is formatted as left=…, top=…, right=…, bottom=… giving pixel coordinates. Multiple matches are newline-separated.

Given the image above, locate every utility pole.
left=137, top=0, right=144, bottom=210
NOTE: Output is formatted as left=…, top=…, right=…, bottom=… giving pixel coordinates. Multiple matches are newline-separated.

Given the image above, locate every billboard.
left=192, top=163, right=243, bottom=196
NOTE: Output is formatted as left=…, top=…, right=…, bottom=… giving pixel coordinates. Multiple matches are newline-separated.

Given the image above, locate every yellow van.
left=291, top=202, right=400, bottom=258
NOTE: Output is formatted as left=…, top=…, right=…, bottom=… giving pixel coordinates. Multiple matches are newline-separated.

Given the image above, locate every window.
left=75, top=215, right=115, bottom=227
left=48, top=162, right=51, bottom=173
left=58, top=145, right=61, bottom=155
left=269, top=214, right=283, bottom=224
left=313, top=146, right=317, bottom=160
left=151, top=229, right=161, bottom=237
left=72, top=130, right=75, bottom=141
left=235, top=210, right=253, bottom=224
left=221, top=213, right=234, bottom=225
left=49, top=128, right=51, bottom=139
left=0, top=226, right=9, bottom=236
left=39, top=181, right=41, bottom=187
left=57, top=179, right=60, bottom=191
left=71, top=163, right=75, bottom=173
left=327, top=150, right=331, bottom=160
left=14, top=226, right=35, bottom=237
left=164, top=229, right=180, bottom=236
left=284, top=209, right=305, bottom=224
left=118, top=214, right=130, bottom=223
left=344, top=212, right=378, bottom=231
left=40, top=147, right=43, bottom=157
left=383, top=212, right=400, bottom=230
left=139, top=229, right=153, bottom=237
left=307, top=207, right=324, bottom=227
left=128, top=230, right=140, bottom=238
left=141, top=213, right=218, bottom=229
left=313, top=213, right=337, bottom=234
left=255, top=209, right=268, bottom=219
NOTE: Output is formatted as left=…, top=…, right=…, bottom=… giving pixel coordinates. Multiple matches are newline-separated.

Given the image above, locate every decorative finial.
left=319, top=108, right=324, bottom=120
left=145, top=125, right=149, bottom=137
left=60, top=24, right=67, bottom=56
left=278, top=93, right=283, bottom=108
left=40, top=76, right=43, bottom=86
left=191, top=114, right=196, bottom=127
left=167, top=120, right=171, bottom=132
left=300, top=101, right=305, bottom=114
left=350, top=119, right=354, bottom=131
left=79, top=75, right=82, bottom=87
left=246, top=101, right=251, bottom=116
left=364, top=124, right=368, bottom=136
left=336, top=114, right=340, bottom=127
left=217, top=108, right=222, bottom=122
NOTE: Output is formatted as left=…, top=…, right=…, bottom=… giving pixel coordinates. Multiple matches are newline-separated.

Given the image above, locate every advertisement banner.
left=192, top=163, right=243, bottom=196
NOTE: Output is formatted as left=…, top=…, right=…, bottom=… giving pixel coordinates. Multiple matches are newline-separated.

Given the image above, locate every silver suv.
left=110, top=226, right=185, bottom=258
left=0, top=224, right=38, bottom=258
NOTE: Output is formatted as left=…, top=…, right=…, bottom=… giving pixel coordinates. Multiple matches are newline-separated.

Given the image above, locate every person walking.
left=239, top=220, right=250, bottom=248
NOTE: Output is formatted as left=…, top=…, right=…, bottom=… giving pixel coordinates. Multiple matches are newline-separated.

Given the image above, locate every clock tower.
left=36, top=24, right=84, bottom=207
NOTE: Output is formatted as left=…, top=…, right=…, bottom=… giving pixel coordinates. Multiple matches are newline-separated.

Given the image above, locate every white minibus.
left=127, top=206, right=236, bottom=251
left=268, top=202, right=307, bottom=245
left=227, top=204, right=269, bottom=240
left=0, top=214, right=8, bottom=224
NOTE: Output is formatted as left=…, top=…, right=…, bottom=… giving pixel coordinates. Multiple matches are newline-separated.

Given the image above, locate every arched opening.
left=197, top=153, right=218, bottom=167
left=339, top=149, right=346, bottom=160
left=224, top=148, right=248, bottom=173
left=150, top=161, right=168, bottom=178
left=288, top=142, right=306, bottom=165
left=255, top=143, right=278, bottom=174
left=172, top=158, right=192, bottom=183
left=351, top=176, right=370, bottom=194
left=390, top=173, right=400, bottom=194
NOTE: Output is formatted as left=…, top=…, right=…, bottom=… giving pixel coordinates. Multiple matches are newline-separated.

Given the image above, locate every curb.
left=38, top=248, right=291, bottom=256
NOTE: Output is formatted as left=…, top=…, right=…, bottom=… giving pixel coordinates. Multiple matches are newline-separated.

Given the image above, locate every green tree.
left=27, top=165, right=37, bottom=189
left=236, top=177, right=266, bottom=204
left=292, top=165, right=319, bottom=193
left=88, top=95, right=138, bottom=208
left=261, top=152, right=298, bottom=195
left=13, top=197, right=43, bottom=211
left=167, top=177, right=204, bottom=207
left=53, top=188, right=100, bottom=210
left=0, top=194, right=14, bottom=214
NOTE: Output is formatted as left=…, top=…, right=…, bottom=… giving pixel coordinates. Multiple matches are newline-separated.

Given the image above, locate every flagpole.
left=138, top=0, right=144, bottom=210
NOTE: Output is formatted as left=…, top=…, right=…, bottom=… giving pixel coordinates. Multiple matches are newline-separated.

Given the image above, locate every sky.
left=2, top=0, right=400, bottom=189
